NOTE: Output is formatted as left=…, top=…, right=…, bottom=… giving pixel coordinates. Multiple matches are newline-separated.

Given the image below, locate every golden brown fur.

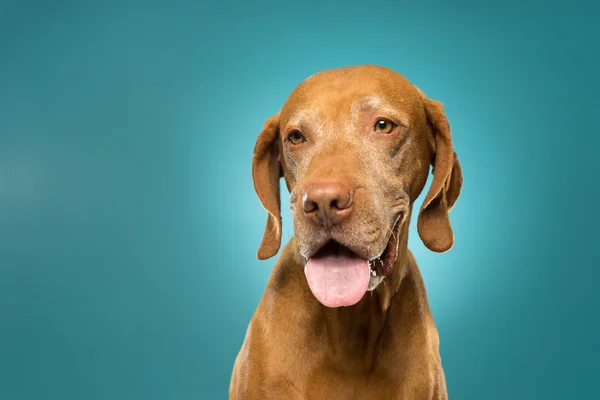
left=230, top=65, right=463, bottom=399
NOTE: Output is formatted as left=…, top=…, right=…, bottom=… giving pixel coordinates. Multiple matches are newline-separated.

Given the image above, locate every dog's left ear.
left=252, top=113, right=283, bottom=260
left=417, top=92, right=464, bottom=253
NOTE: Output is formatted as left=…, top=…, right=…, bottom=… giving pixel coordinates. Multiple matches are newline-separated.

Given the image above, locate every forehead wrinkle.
left=350, top=95, right=410, bottom=127
left=284, top=108, right=327, bottom=134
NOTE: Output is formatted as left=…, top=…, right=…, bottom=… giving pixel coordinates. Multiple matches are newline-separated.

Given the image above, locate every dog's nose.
left=302, top=182, right=354, bottom=228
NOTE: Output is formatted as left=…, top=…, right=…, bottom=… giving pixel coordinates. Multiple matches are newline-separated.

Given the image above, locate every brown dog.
left=230, top=65, right=463, bottom=399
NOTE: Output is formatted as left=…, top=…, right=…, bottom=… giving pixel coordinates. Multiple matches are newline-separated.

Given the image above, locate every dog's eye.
left=374, top=119, right=395, bottom=134
left=287, top=130, right=306, bottom=145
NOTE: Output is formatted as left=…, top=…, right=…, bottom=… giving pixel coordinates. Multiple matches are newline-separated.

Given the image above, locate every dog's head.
left=252, top=65, right=462, bottom=307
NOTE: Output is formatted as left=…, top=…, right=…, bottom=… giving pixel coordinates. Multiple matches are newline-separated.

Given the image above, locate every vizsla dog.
left=230, top=65, right=463, bottom=399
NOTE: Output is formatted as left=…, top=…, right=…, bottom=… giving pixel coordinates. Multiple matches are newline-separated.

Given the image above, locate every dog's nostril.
left=333, top=192, right=352, bottom=211
left=303, top=199, right=318, bottom=213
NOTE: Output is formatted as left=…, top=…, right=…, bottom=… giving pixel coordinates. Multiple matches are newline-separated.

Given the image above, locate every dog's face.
left=252, top=66, right=462, bottom=305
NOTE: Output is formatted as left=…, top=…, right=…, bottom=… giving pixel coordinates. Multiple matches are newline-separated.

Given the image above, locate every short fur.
left=230, top=65, right=463, bottom=399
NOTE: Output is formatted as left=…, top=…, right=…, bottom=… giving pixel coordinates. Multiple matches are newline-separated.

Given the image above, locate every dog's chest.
left=298, top=366, right=400, bottom=400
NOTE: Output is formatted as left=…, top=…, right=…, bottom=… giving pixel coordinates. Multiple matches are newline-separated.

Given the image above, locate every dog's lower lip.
left=370, top=218, right=402, bottom=276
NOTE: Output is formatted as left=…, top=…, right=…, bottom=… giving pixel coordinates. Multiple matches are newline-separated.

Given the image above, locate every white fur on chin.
left=367, top=275, right=385, bottom=291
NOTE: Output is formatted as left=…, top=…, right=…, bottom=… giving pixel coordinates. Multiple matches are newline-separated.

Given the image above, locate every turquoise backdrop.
left=1, top=0, right=598, bottom=399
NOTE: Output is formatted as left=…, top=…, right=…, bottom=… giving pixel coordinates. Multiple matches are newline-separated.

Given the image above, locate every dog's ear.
left=417, top=92, right=463, bottom=253
left=252, top=114, right=283, bottom=260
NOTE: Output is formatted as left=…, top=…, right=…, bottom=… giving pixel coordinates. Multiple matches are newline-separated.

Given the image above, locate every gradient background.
left=1, top=0, right=598, bottom=399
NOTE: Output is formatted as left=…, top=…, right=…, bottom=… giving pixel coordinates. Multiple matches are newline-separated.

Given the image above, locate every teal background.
left=1, top=0, right=598, bottom=399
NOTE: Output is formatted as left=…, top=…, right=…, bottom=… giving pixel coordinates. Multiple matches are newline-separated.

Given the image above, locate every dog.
left=230, top=65, right=463, bottom=399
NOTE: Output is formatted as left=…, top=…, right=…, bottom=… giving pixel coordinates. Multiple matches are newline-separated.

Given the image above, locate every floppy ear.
left=417, top=93, right=463, bottom=253
left=252, top=114, right=283, bottom=260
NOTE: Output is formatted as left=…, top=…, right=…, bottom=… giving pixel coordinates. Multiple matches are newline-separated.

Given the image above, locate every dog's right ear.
left=252, top=114, right=283, bottom=260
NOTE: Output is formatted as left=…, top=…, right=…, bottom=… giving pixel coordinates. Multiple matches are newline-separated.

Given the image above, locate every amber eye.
left=374, top=119, right=395, bottom=134
left=287, top=130, right=305, bottom=145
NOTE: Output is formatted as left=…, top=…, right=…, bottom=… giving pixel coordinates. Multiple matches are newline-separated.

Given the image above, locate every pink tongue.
left=304, top=243, right=371, bottom=308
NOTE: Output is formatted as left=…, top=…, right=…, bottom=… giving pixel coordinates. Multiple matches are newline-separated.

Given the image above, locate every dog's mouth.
left=304, top=219, right=401, bottom=308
